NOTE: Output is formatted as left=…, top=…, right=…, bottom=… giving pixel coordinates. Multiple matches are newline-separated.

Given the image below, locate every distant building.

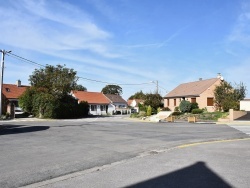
left=164, top=76, right=223, bottom=112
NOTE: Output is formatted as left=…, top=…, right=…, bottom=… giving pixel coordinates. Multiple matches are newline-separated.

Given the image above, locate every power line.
left=5, top=52, right=168, bottom=91
left=7, top=52, right=45, bottom=67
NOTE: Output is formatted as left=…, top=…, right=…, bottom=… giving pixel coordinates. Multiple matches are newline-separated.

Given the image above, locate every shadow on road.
left=127, top=161, right=232, bottom=188
left=0, top=125, right=50, bottom=135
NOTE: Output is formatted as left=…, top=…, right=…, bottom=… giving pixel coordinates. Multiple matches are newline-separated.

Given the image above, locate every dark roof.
left=104, top=94, right=127, bottom=103
left=165, top=78, right=220, bottom=98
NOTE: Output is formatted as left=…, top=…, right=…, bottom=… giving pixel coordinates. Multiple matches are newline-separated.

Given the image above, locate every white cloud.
left=228, top=2, right=250, bottom=46
left=0, top=0, right=116, bottom=58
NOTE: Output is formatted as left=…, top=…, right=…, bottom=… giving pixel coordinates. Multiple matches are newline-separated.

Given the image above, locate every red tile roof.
left=72, top=91, right=110, bottom=104
left=165, top=78, right=220, bottom=98
left=2, top=84, right=29, bottom=99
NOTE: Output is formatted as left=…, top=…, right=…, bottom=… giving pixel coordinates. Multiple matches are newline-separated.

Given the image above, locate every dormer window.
left=5, top=88, right=10, bottom=92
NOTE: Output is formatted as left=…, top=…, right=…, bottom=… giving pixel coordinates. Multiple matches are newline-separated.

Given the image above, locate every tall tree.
left=101, top=85, right=122, bottom=95
left=128, top=90, right=146, bottom=100
left=74, top=84, right=87, bottom=91
left=144, top=93, right=163, bottom=113
left=214, top=81, right=246, bottom=112
left=19, top=65, right=89, bottom=118
left=29, top=64, right=78, bottom=96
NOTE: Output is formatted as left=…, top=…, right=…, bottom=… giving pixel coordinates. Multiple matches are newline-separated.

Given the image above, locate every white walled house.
left=240, top=99, right=250, bottom=111
left=104, top=94, right=128, bottom=115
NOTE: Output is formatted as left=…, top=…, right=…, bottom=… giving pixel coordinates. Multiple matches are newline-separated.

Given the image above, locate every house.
left=164, top=76, right=223, bottom=112
left=240, top=99, right=250, bottom=111
left=104, top=94, right=128, bottom=114
left=2, top=80, right=29, bottom=116
left=71, top=91, right=110, bottom=115
left=127, top=99, right=144, bottom=113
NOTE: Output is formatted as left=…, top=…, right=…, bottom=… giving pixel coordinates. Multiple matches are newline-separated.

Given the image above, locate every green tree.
left=214, top=81, right=246, bottom=112
left=19, top=65, right=89, bottom=118
left=74, top=84, right=87, bottom=91
left=128, top=90, right=146, bottom=100
left=144, top=93, right=163, bottom=113
left=101, top=85, right=122, bottom=95
left=179, top=100, right=191, bottom=113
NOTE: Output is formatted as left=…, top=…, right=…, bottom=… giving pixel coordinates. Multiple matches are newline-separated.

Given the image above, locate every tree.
left=144, top=93, right=163, bottom=113
left=128, top=90, right=146, bottom=100
left=101, top=85, right=122, bottom=95
left=74, top=84, right=87, bottom=91
left=214, top=81, right=246, bottom=112
left=19, top=65, right=89, bottom=118
left=29, top=64, right=78, bottom=96
left=179, top=100, right=191, bottom=113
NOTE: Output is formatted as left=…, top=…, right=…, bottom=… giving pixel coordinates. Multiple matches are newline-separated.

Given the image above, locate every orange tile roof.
left=165, top=78, right=220, bottom=98
left=72, top=91, right=110, bottom=104
left=3, top=84, right=29, bottom=99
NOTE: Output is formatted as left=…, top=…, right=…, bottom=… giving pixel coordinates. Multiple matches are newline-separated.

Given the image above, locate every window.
left=167, top=99, right=169, bottom=106
left=5, top=88, right=10, bottom=92
left=207, top=98, right=214, bottom=106
left=191, top=98, right=196, bottom=103
left=91, top=105, right=97, bottom=111
left=100, top=105, right=106, bottom=111
left=174, top=99, right=176, bottom=106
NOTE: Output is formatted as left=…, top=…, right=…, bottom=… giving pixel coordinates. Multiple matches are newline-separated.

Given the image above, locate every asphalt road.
left=0, top=116, right=249, bottom=188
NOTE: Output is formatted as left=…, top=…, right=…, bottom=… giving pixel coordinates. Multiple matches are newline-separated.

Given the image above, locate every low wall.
left=229, top=109, right=247, bottom=121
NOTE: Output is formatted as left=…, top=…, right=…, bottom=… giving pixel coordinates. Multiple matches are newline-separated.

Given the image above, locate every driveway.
left=0, top=116, right=248, bottom=187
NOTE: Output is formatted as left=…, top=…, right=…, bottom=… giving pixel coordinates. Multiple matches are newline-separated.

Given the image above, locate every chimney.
left=16, top=80, right=21, bottom=87
left=217, top=73, right=221, bottom=78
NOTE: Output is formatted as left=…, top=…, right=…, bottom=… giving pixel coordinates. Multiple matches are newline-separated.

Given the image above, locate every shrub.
left=162, top=107, right=171, bottom=111
left=172, top=111, right=181, bottom=116
left=174, top=106, right=179, bottom=112
left=146, top=106, right=152, bottom=116
left=190, top=102, right=199, bottom=111
left=191, top=109, right=203, bottom=114
left=179, top=100, right=191, bottom=113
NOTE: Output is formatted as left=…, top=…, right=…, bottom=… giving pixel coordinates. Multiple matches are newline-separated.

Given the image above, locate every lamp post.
left=0, top=50, right=11, bottom=115
left=150, top=80, right=158, bottom=94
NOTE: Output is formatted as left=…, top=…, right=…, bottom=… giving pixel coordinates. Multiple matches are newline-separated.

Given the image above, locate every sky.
left=1, top=0, right=250, bottom=100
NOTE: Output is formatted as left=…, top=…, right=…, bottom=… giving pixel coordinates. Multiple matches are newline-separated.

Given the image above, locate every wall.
left=240, top=100, right=250, bottom=111
left=229, top=109, right=247, bottom=121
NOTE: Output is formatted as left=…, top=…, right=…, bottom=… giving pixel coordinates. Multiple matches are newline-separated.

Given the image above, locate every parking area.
left=0, top=117, right=249, bottom=187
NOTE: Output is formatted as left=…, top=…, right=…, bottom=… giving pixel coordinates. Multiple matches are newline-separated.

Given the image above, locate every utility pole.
left=150, top=80, right=158, bottom=94
left=0, top=50, right=11, bottom=115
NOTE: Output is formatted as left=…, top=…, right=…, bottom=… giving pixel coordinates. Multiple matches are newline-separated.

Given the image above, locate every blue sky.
left=1, top=0, right=250, bottom=99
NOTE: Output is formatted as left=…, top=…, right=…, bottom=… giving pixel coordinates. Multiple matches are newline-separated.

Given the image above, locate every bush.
left=179, top=100, right=191, bottom=113
left=191, top=109, right=203, bottom=114
left=146, top=106, right=152, bottom=116
left=190, top=102, right=199, bottom=111
left=174, top=107, right=179, bottom=112
left=172, top=111, right=181, bottom=116
left=162, top=107, right=171, bottom=111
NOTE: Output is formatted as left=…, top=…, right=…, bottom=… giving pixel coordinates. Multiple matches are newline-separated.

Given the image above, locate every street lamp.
left=0, top=50, right=12, bottom=115
left=150, top=80, right=158, bottom=94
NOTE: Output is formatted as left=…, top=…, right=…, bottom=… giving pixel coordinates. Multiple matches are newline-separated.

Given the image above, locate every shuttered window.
left=191, top=98, right=196, bottom=103
left=207, top=98, right=214, bottom=106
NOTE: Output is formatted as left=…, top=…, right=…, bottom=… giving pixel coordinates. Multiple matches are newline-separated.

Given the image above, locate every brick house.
left=2, top=80, right=29, bottom=116
left=164, top=77, right=223, bottom=112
